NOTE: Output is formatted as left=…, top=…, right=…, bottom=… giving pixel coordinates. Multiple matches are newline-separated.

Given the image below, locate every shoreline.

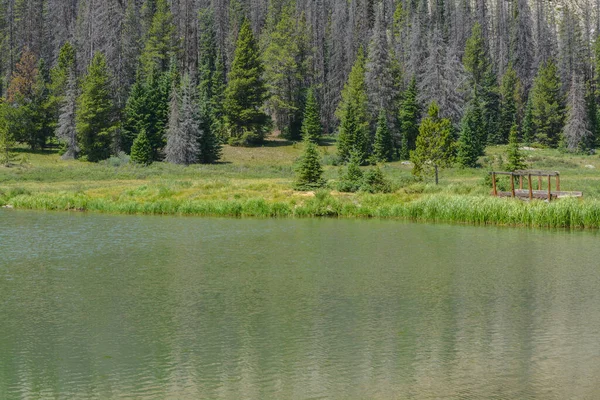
left=2, top=191, right=598, bottom=229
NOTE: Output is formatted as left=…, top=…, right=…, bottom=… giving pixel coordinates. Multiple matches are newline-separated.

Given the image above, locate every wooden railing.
left=489, top=170, right=582, bottom=201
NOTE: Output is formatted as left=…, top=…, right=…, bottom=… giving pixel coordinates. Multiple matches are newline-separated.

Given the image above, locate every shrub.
left=361, top=167, right=392, bottom=193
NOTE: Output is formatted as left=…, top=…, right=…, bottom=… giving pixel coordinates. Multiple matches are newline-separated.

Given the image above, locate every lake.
left=1, top=210, right=600, bottom=399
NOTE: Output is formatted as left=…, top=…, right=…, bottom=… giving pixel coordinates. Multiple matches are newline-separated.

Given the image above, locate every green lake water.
left=1, top=210, right=600, bottom=399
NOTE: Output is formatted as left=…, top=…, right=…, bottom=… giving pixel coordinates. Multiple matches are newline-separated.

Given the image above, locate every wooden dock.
left=490, top=170, right=583, bottom=201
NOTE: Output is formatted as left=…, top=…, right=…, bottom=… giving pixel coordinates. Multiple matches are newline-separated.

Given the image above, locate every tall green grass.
left=3, top=190, right=600, bottom=229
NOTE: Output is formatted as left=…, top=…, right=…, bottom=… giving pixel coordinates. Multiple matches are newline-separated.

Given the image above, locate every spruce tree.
left=50, top=42, right=76, bottom=115
left=140, top=0, right=175, bottom=76
left=197, top=88, right=222, bottom=164
left=530, top=60, right=565, bottom=147
left=372, top=109, right=394, bottom=163
left=211, top=52, right=227, bottom=141
left=130, top=129, right=153, bottom=165
left=122, top=80, right=150, bottom=153
left=6, top=50, right=48, bottom=150
left=0, top=103, right=15, bottom=167
left=223, top=18, right=270, bottom=146
left=586, top=84, right=598, bottom=149
left=361, top=166, right=392, bottom=193
left=147, top=70, right=173, bottom=155
left=506, top=124, right=526, bottom=171
left=196, top=10, right=222, bottom=164
left=338, top=150, right=364, bottom=193
left=411, top=102, right=455, bottom=184
left=399, top=77, right=420, bottom=160
left=463, top=22, right=490, bottom=88
left=301, top=88, right=322, bottom=143
left=337, top=49, right=370, bottom=164
left=76, top=52, right=116, bottom=162
left=563, top=75, right=593, bottom=152
left=294, top=138, right=325, bottom=190
left=522, top=94, right=534, bottom=145
left=457, top=95, right=485, bottom=168
left=480, top=69, right=501, bottom=145
left=498, top=65, right=523, bottom=143
left=262, top=4, right=306, bottom=140
left=122, top=70, right=172, bottom=159
left=56, top=70, right=78, bottom=159
left=31, top=59, right=54, bottom=150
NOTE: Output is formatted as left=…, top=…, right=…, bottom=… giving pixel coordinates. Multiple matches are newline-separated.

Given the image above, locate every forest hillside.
left=0, top=0, right=598, bottom=167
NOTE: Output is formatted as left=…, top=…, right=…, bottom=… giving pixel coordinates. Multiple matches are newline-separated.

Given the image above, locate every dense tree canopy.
left=0, top=0, right=598, bottom=165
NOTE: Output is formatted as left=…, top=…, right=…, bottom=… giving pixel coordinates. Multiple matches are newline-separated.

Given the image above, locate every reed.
left=4, top=189, right=600, bottom=228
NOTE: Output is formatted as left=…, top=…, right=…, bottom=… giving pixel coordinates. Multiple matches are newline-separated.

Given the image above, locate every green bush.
left=360, top=167, right=392, bottom=193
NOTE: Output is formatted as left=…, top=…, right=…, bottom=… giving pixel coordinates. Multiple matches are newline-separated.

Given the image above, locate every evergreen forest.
left=0, top=0, right=599, bottom=167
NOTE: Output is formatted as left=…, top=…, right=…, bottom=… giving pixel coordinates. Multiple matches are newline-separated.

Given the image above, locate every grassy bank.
left=2, top=139, right=600, bottom=228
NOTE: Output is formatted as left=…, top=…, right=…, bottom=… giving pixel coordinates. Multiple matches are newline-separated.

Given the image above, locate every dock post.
left=511, top=174, right=516, bottom=198
left=547, top=175, right=551, bottom=201
left=528, top=174, right=533, bottom=200
left=492, top=172, right=497, bottom=196
left=519, top=175, right=523, bottom=190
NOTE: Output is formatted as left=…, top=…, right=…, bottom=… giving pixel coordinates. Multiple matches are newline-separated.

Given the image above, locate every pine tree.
left=522, top=94, right=534, bottom=145
left=506, top=123, right=526, bottom=171
left=122, top=80, right=150, bottom=153
left=361, top=166, right=392, bottom=193
left=197, top=89, right=222, bottom=164
left=130, top=128, right=153, bottom=165
left=31, top=59, right=54, bottom=150
left=480, top=69, right=501, bottom=145
left=399, top=77, right=420, bottom=160
left=0, top=103, right=15, bottom=167
left=49, top=42, right=76, bottom=114
left=463, top=23, right=500, bottom=146
left=121, top=0, right=142, bottom=93
left=563, top=74, right=593, bottom=152
left=372, top=109, right=394, bottom=163
left=56, top=70, right=78, bottom=160
left=76, top=52, right=116, bottom=162
left=196, top=9, right=222, bottom=164
left=497, top=65, right=523, bottom=143
left=122, top=70, right=172, bottom=159
left=337, top=150, right=364, bottom=193
left=140, top=0, right=176, bottom=77
left=211, top=52, right=227, bottom=141
left=301, top=88, right=322, bottom=143
left=457, top=95, right=485, bottom=168
left=530, top=60, right=565, bottom=147
left=165, top=74, right=200, bottom=165
left=586, top=84, right=598, bottom=148
left=294, top=138, right=325, bottom=190
left=336, top=49, right=370, bottom=164
left=6, top=49, right=41, bottom=150
left=463, top=22, right=490, bottom=88
left=262, top=4, right=306, bottom=140
left=223, top=18, right=270, bottom=146
left=411, top=102, right=455, bottom=184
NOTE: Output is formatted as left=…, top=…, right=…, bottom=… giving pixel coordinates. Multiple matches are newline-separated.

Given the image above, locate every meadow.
left=2, top=138, right=600, bottom=228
